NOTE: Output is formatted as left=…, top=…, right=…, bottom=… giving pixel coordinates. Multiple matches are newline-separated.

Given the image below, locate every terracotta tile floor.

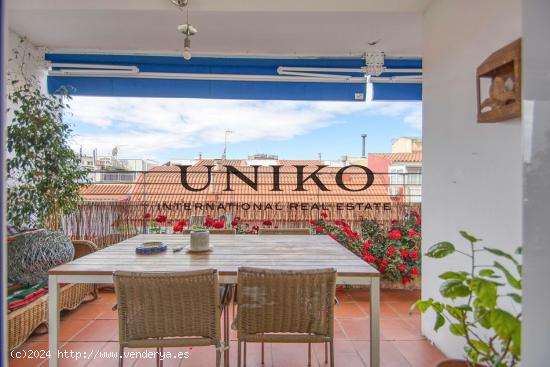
left=10, top=289, right=445, bottom=367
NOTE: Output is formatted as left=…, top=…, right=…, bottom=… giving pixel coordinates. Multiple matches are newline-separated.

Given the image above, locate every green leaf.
left=439, top=271, right=469, bottom=280
left=507, top=293, right=522, bottom=304
left=490, top=308, right=520, bottom=340
left=470, top=340, right=491, bottom=354
left=426, top=242, right=455, bottom=258
left=445, top=305, right=465, bottom=320
left=485, top=247, right=519, bottom=266
left=434, top=313, right=445, bottom=331
left=470, top=278, right=497, bottom=308
left=515, top=247, right=522, bottom=255
left=459, top=231, right=481, bottom=243
left=478, top=269, right=495, bottom=277
left=494, top=261, right=521, bottom=290
left=440, top=279, right=471, bottom=299
left=412, top=299, right=431, bottom=314
left=449, top=323, right=466, bottom=336
left=474, top=303, right=491, bottom=329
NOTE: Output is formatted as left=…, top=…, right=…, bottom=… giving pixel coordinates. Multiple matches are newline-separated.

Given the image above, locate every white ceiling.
left=7, top=0, right=426, bottom=57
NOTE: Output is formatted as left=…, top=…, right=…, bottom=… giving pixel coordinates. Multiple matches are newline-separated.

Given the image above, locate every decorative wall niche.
left=477, top=39, right=521, bottom=123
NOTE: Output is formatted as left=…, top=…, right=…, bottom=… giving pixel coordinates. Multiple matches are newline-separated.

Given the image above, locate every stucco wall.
left=422, top=0, right=522, bottom=358
left=6, top=29, right=46, bottom=96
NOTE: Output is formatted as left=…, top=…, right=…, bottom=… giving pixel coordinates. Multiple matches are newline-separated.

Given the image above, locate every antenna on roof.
left=318, top=153, right=322, bottom=161
left=361, top=134, right=367, bottom=158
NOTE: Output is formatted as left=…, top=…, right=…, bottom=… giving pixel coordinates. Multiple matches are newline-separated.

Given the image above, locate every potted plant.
left=412, top=231, right=522, bottom=367
left=6, top=39, right=90, bottom=285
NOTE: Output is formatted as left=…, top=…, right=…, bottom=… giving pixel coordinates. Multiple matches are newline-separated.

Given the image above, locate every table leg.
left=48, top=275, right=60, bottom=367
left=370, top=277, right=380, bottom=367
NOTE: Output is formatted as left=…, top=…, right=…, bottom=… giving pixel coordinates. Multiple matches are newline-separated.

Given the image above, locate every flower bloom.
left=379, top=265, right=386, bottom=273
left=408, top=249, right=419, bottom=261
left=416, top=218, right=422, bottom=226
left=262, top=219, right=273, bottom=227
left=320, top=212, right=328, bottom=218
left=398, top=265, right=405, bottom=272
left=213, top=220, right=225, bottom=229
left=400, top=248, right=408, bottom=258
left=386, top=246, right=397, bottom=257
left=411, top=267, right=420, bottom=275
left=143, top=212, right=151, bottom=219
left=381, top=259, right=388, bottom=266
left=402, top=276, right=411, bottom=284
left=310, top=219, right=318, bottom=225
left=204, top=216, right=214, bottom=227
left=388, top=229, right=402, bottom=240
left=363, top=254, right=376, bottom=263
left=412, top=209, right=420, bottom=218
left=155, top=214, right=167, bottom=224
left=173, top=223, right=184, bottom=233
left=315, top=226, right=324, bottom=233
left=408, top=229, right=419, bottom=237
left=177, top=219, right=187, bottom=227
left=231, top=218, right=240, bottom=227
left=363, top=240, right=371, bottom=249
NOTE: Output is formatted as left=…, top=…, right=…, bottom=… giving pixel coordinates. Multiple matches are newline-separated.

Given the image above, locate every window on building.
left=389, top=167, right=405, bottom=185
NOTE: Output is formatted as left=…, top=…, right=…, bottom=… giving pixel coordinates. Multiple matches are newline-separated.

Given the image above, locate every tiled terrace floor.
left=10, top=288, right=445, bottom=367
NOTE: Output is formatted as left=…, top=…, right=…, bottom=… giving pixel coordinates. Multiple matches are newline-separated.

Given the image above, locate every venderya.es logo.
left=177, top=164, right=375, bottom=192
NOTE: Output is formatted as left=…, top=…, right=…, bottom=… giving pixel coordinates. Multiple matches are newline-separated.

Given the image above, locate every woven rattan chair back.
left=236, top=267, right=336, bottom=338
left=113, top=269, right=221, bottom=348
left=258, top=228, right=311, bottom=235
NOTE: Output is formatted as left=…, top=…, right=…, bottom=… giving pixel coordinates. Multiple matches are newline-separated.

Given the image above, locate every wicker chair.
left=235, top=267, right=337, bottom=367
left=113, top=270, right=224, bottom=367
left=258, top=228, right=311, bottom=235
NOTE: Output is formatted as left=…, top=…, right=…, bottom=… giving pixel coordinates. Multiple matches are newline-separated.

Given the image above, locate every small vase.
left=190, top=230, right=210, bottom=251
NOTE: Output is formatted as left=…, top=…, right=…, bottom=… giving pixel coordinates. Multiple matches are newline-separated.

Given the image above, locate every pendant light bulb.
left=183, top=36, right=192, bottom=60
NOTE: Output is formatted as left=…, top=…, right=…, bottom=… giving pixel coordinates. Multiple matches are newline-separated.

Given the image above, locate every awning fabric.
left=45, top=53, right=421, bottom=101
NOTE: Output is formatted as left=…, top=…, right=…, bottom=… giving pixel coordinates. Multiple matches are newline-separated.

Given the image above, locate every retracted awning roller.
left=45, top=53, right=422, bottom=101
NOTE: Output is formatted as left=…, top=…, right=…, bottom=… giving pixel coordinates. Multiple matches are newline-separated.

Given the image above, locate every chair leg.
left=329, top=340, right=335, bottom=367
left=224, top=303, right=229, bottom=367
left=325, top=342, right=328, bottom=364
left=261, top=342, right=265, bottom=364
left=119, top=346, right=124, bottom=367
left=244, top=341, right=247, bottom=367
left=216, top=348, right=221, bottom=367
left=308, top=343, right=312, bottom=366
left=237, top=341, right=241, bottom=367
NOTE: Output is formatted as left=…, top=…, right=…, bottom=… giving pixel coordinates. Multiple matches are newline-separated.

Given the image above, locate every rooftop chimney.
left=361, top=134, right=367, bottom=158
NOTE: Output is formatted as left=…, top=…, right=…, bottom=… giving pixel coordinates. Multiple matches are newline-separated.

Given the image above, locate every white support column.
left=369, top=277, right=380, bottom=367
left=48, top=275, right=59, bottom=367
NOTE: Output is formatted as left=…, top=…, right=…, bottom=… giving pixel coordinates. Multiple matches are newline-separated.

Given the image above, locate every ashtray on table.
left=136, top=241, right=167, bottom=255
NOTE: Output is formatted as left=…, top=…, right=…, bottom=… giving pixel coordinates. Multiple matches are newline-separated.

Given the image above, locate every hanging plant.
left=6, top=37, right=90, bottom=229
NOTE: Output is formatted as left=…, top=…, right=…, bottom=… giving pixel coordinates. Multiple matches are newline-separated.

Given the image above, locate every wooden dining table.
left=48, top=234, right=380, bottom=366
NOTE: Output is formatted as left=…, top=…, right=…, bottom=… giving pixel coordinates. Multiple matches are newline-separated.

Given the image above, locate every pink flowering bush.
left=311, top=210, right=422, bottom=283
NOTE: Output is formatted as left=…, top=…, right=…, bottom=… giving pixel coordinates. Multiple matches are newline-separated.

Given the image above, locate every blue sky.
left=67, top=97, right=421, bottom=163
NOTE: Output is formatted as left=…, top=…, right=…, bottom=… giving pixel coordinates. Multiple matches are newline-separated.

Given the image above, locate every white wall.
left=522, top=0, right=550, bottom=364
left=422, top=0, right=522, bottom=358
left=6, top=29, right=46, bottom=96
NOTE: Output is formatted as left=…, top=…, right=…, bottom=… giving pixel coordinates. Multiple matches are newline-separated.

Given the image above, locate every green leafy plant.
left=412, top=231, right=522, bottom=366
left=7, top=39, right=89, bottom=229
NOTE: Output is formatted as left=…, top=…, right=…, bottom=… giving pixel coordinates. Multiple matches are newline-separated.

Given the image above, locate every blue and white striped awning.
left=45, top=53, right=422, bottom=101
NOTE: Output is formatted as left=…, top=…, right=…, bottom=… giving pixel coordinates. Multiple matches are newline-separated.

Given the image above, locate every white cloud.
left=67, top=97, right=421, bottom=160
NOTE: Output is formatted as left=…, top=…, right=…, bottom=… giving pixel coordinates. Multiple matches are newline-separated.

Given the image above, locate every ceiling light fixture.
left=171, top=0, right=197, bottom=60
